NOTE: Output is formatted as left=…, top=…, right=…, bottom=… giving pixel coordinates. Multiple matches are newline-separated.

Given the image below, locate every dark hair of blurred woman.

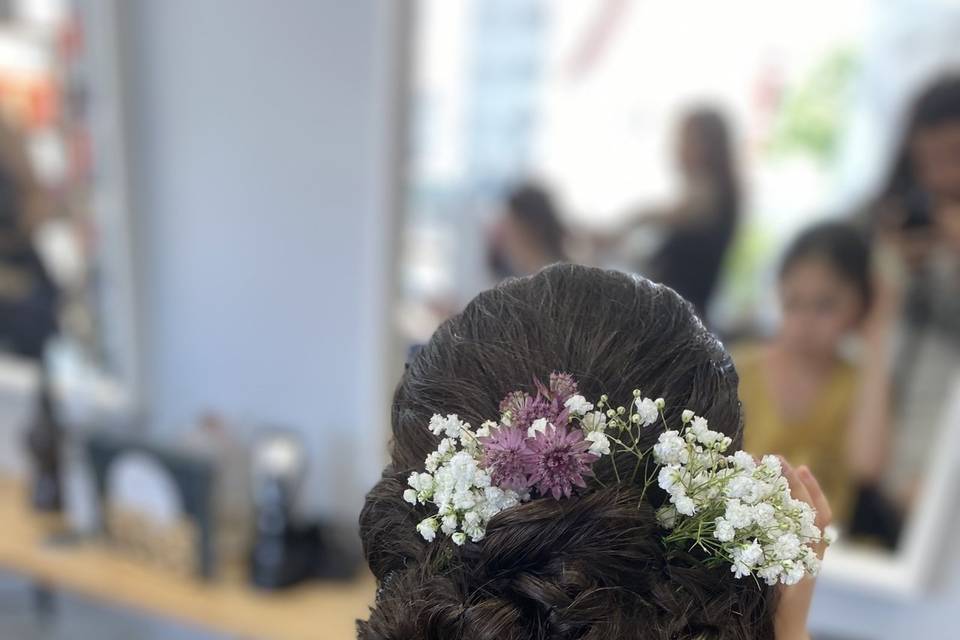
left=646, top=106, right=740, bottom=319
left=488, top=183, right=567, bottom=280
left=872, top=74, right=960, bottom=237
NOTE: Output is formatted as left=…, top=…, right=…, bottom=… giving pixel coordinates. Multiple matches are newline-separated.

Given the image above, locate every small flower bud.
left=654, top=397, right=665, bottom=410
left=682, top=409, right=695, bottom=423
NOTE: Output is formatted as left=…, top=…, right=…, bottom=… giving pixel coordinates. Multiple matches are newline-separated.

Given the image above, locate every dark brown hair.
left=779, top=220, right=873, bottom=313
left=875, top=73, right=960, bottom=210
left=358, top=264, right=776, bottom=639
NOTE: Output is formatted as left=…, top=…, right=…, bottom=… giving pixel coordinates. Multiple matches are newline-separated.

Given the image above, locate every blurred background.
left=0, top=0, right=958, bottom=638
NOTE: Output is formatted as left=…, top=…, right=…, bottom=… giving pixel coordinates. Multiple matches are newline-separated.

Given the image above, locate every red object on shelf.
left=0, top=72, right=59, bottom=130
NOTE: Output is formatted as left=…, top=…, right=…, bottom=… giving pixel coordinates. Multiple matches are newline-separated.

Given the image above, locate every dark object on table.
left=249, top=518, right=357, bottom=589
left=848, top=483, right=903, bottom=551
left=86, top=433, right=217, bottom=578
left=248, top=429, right=306, bottom=589
left=24, top=376, right=62, bottom=512
left=247, top=428, right=358, bottom=589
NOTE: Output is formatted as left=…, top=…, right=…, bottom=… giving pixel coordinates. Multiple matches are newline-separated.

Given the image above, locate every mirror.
left=399, top=0, right=960, bottom=599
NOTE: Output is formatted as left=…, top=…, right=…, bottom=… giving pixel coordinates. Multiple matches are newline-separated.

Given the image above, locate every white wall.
left=117, top=0, right=405, bottom=519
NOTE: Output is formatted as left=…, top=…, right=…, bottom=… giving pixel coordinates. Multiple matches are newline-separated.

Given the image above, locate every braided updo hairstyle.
left=358, top=264, right=777, bottom=639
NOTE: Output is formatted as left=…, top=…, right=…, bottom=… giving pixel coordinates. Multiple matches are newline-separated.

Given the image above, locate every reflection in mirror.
left=400, top=0, right=960, bottom=605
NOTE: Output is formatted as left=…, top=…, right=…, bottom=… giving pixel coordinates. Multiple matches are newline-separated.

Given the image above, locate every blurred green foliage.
left=767, top=48, right=859, bottom=163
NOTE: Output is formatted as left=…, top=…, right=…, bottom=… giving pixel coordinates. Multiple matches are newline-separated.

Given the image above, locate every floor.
left=0, top=573, right=224, bottom=640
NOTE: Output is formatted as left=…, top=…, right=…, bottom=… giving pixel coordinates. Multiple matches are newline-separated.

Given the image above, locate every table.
left=0, top=478, right=374, bottom=639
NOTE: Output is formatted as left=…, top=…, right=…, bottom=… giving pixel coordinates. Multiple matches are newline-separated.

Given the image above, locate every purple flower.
left=528, top=423, right=599, bottom=499
left=514, top=395, right=561, bottom=432
left=499, top=390, right=529, bottom=419
left=549, top=372, right=578, bottom=403
left=480, top=426, right=535, bottom=492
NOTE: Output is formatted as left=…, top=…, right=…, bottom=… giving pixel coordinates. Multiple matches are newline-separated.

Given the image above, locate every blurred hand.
left=774, top=458, right=832, bottom=640
left=863, top=232, right=908, bottom=341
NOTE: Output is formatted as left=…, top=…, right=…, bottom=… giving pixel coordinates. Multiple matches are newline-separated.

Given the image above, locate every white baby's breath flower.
left=740, top=539, right=764, bottom=567
left=428, top=414, right=447, bottom=436
left=681, top=409, right=695, bottom=423
left=463, top=510, right=481, bottom=528
left=799, top=515, right=822, bottom=541
left=674, top=494, right=696, bottom=516
left=725, top=475, right=755, bottom=500
left=714, top=517, right=736, bottom=542
left=417, top=517, right=438, bottom=542
left=581, top=411, right=607, bottom=433
left=658, top=464, right=685, bottom=496
left=419, top=473, right=434, bottom=493
left=585, top=431, right=611, bottom=456
left=564, top=394, right=594, bottom=415
left=782, top=561, right=806, bottom=586
left=437, top=438, right=455, bottom=456
left=527, top=417, right=549, bottom=438
left=724, top=499, right=754, bottom=529
left=800, top=547, right=821, bottom=574
left=476, top=421, right=496, bottom=438
left=752, top=502, right=775, bottom=528
left=634, top=397, right=660, bottom=426
left=690, top=415, right=709, bottom=435
left=772, top=533, right=802, bottom=561
left=731, top=451, right=756, bottom=471
left=760, top=455, right=782, bottom=475
left=441, top=514, right=458, bottom=535
left=444, top=414, right=467, bottom=439
left=823, top=524, right=838, bottom=546
left=731, top=559, right=752, bottom=579
left=757, top=564, right=783, bottom=586
left=451, top=532, right=467, bottom=546
left=403, top=489, right=419, bottom=505
left=407, top=472, right=422, bottom=492
left=652, top=431, right=689, bottom=465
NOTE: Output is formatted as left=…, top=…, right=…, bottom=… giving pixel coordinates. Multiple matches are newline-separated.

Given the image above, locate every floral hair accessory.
left=403, top=373, right=830, bottom=586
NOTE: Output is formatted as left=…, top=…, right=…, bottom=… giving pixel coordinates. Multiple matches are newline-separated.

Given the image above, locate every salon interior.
left=0, top=0, right=958, bottom=638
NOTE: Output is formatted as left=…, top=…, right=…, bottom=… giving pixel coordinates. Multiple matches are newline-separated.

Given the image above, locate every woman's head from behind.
left=493, top=183, right=567, bottom=277
left=677, top=107, right=736, bottom=185
left=359, top=264, right=776, bottom=639
left=777, top=222, right=872, bottom=359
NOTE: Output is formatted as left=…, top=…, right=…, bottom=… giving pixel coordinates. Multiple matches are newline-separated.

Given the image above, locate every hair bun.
left=360, top=485, right=773, bottom=639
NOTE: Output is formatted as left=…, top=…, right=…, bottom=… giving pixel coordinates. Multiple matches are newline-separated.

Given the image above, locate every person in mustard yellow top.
left=735, top=222, right=890, bottom=530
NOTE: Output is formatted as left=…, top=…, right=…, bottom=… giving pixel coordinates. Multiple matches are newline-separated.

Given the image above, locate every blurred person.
left=0, top=115, right=57, bottom=360
left=735, top=222, right=884, bottom=533
left=360, top=264, right=830, bottom=640
left=487, top=182, right=568, bottom=280
left=861, top=73, right=960, bottom=516
left=604, top=106, right=740, bottom=319
left=869, top=74, right=960, bottom=253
